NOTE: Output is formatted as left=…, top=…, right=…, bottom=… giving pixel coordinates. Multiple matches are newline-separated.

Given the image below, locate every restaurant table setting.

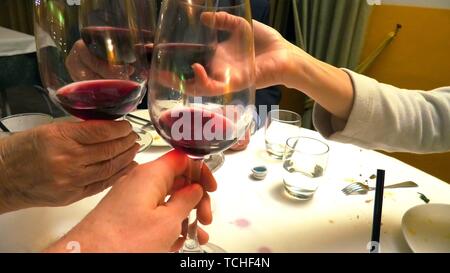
left=1, top=0, right=449, bottom=254
left=0, top=112, right=449, bottom=253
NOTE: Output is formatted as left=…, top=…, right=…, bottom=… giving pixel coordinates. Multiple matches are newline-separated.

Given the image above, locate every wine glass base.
left=181, top=243, right=227, bottom=253
left=201, top=243, right=227, bottom=253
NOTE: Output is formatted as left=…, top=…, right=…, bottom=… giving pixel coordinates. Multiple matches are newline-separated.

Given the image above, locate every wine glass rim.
left=180, top=0, right=246, bottom=9
left=286, top=136, right=330, bottom=156
left=269, top=109, right=302, bottom=123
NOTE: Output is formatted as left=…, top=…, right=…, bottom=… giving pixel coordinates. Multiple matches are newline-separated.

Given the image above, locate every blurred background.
left=0, top=0, right=449, bottom=182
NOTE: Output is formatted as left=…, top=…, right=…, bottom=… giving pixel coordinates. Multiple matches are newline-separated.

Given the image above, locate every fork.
left=342, top=181, right=418, bottom=195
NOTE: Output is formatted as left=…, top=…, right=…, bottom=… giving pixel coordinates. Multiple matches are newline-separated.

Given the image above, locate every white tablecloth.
left=0, top=128, right=449, bottom=253
left=0, top=27, right=36, bottom=57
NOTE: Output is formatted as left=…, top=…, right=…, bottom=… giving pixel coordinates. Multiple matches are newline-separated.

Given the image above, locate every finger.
left=198, top=227, right=210, bottom=245
left=81, top=161, right=138, bottom=198
left=197, top=192, right=213, bottom=225
left=62, top=120, right=133, bottom=144
left=192, top=64, right=223, bottom=92
left=170, top=237, right=185, bottom=253
left=201, top=163, right=218, bottom=192
left=201, top=11, right=245, bottom=31
left=155, top=66, right=225, bottom=97
left=165, top=184, right=203, bottom=221
left=83, top=131, right=139, bottom=164
left=190, top=64, right=227, bottom=96
left=81, top=143, right=140, bottom=185
left=140, top=150, right=189, bottom=191
left=170, top=177, right=188, bottom=195
left=128, top=150, right=189, bottom=207
left=66, top=50, right=102, bottom=82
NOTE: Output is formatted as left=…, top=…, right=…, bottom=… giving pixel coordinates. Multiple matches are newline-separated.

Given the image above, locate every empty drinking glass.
left=265, top=110, right=302, bottom=159
left=282, top=137, right=329, bottom=200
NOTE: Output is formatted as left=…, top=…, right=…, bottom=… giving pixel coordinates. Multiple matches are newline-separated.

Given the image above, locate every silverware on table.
left=0, top=121, right=10, bottom=132
left=125, top=114, right=154, bottom=130
left=342, top=181, right=418, bottom=195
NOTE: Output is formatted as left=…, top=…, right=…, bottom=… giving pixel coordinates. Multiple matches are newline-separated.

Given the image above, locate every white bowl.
left=402, top=204, right=450, bottom=253
left=0, top=113, right=53, bottom=132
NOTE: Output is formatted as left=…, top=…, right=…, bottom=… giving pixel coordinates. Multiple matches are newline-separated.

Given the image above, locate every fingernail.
left=134, top=132, right=142, bottom=141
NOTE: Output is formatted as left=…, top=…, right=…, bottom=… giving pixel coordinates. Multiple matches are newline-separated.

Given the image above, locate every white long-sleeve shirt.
left=313, top=70, right=450, bottom=154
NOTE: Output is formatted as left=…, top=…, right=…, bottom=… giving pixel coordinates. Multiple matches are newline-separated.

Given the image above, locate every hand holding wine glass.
left=155, top=11, right=255, bottom=97
left=35, top=0, right=155, bottom=121
left=148, top=0, right=255, bottom=253
left=45, top=150, right=217, bottom=253
left=0, top=120, right=139, bottom=214
left=156, top=11, right=308, bottom=96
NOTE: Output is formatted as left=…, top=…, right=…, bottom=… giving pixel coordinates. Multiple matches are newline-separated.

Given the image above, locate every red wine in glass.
left=56, top=79, right=143, bottom=120
left=153, top=43, right=215, bottom=80
left=81, top=26, right=154, bottom=65
left=157, top=108, right=237, bottom=157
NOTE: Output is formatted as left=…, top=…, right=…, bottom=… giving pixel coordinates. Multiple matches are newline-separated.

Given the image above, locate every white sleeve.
left=313, top=69, right=450, bottom=154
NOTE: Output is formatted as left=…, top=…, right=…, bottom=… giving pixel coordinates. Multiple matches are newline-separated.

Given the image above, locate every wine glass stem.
left=181, top=157, right=204, bottom=253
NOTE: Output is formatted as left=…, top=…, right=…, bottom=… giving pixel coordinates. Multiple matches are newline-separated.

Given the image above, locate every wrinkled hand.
left=0, top=120, right=139, bottom=213
left=46, top=150, right=217, bottom=253
left=66, top=40, right=134, bottom=82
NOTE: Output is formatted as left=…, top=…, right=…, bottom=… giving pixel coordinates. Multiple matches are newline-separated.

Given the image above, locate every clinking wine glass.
left=148, top=0, right=256, bottom=252
left=34, top=0, right=157, bottom=150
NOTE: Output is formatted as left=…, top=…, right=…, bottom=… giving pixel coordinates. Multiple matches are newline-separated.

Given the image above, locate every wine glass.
left=148, top=0, right=256, bottom=253
left=34, top=0, right=157, bottom=150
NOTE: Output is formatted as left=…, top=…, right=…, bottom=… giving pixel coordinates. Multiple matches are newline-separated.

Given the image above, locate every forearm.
left=313, top=69, right=450, bottom=153
left=284, top=45, right=355, bottom=121
left=45, top=230, right=88, bottom=253
left=45, top=217, right=104, bottom=253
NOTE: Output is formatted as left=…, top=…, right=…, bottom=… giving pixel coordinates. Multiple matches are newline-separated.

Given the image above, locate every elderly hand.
left=0, top=120, right=139, bottom=214
left=46, top=150, right=217, bottom=253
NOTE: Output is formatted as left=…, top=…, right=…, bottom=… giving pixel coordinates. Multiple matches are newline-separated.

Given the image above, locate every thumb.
left=201, top=11, right=244, bottom=31
left=165, top=184, right=203, bottom=220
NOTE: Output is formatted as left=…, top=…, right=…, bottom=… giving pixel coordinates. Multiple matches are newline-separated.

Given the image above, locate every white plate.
left=0, top=113, right=53, bottom=132
left=125, top=110, right=169, bottom=147
left=402, top=204, right=450, bottom=253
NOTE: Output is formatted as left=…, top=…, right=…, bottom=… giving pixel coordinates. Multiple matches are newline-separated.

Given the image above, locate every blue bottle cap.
left=252, top=166, right=268, bottom=180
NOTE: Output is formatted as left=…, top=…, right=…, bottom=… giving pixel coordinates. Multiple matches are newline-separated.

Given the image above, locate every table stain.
left=257, top=247, right=273, bottom=253
left=233, top=218, right=251, bottom=228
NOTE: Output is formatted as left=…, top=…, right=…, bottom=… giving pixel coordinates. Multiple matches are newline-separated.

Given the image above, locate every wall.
left=380, top=0, right=450, bottom=10
left=360, top=3, right=450, bottom=182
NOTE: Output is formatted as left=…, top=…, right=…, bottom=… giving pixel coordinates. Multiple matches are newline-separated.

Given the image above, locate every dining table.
left=0, top=26, right=36, bottom=57
left=0, top=116, right=449, bottom=253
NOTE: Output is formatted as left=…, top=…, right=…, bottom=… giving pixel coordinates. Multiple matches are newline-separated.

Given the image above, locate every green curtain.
left=272, top=0, right=372, bottom=69
left=0, top=0, right=35, bottom=35
left=297, top=0, right=372, bottom=69
left=270, top=0, right=372, bottom=128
